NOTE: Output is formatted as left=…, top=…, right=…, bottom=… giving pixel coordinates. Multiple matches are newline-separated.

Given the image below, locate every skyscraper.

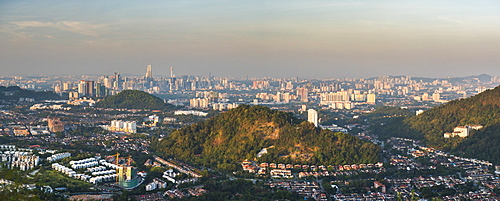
left=144, top=65, right=154, bottom=89
left=95, top=82, right=106, bottom=97
left=62, top=82, right=72, bottom=91
left=85, top=81, right=95, bottom=97
left=78, top=80, right=85, bottom=95
left=432, top=92, right=441, bottom=102
left=297, top=87, right=308, bottom=102
left=308, top=109, right=318, bottom=127
left=367, top=94, right=376, bottom=104
left=114, top=72, right=121, bottom=90
left=146, top=65, right=153, bottom=79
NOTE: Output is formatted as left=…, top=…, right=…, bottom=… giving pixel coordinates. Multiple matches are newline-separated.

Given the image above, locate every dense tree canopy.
left=0, top=86, right=60, bottom=101
left=408, top=85, right=500, bottom=145
left=95, top=90, right=175, bottom=110
left=375, top=85, right=500, bottom=163
left=154, top=105, right=380, bottom=171
left=363, top=106, right=421, bottom=140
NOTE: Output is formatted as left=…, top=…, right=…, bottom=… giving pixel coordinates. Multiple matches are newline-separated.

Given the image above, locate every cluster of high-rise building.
left=53, top=70, right=141, bottom=98
left=106, top=120, right=137, bottom=133
left=255, top=92, right=296, bottom=103
left=491, top=76, right=500, bottom=83
left=189, top=98, right=239, bottom=110
left=189, top=98, right=210, bottom=108
left=2, top=65, right=499, bottom=112
left=51, top=65, right=228, bottom=98
left=211, top=103, right=239, bottom=111
left=0, top=150, right=39, bottom=171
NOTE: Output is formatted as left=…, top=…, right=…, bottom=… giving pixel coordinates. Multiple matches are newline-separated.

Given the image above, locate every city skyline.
left=1, top=1, right=500, bottom=78
left=2, top=63, right=497, bottom=81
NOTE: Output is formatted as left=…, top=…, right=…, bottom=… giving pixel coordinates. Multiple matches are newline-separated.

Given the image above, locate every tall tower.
left=114, top=72, right=121, bottom=90
left=432, top=92, right=440, bottom=102
left=78, top=80, right=86, bottom=95
left=367, top=94, right=376, bottom=104
left=170, top=67, right=174, bottom=78
left=85, top=80, right=95, bottom=97
left=297, top=87, right=309, bottom=102
left=146, top=65, right=153, bottom=79
left=308, top=109, right=318, bottom=127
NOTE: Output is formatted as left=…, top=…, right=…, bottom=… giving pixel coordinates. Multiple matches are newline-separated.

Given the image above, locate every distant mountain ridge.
left=154, top=105, right=380, bottom=171
left=95, top=90, right=174, bottom=110
left=366, top=74, right=492, bottom=83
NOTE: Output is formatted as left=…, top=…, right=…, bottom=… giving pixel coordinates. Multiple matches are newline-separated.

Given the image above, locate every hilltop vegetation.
left=407, top=86, right=500, bottom=146
left=0, top=86, right=60, bottom=101
left=352, top=86, right=500, bottom=164
left=366, top=86, right=500, bottom=163
left=357, top=106, right=420, bottom=140
left=405, top=86, right=500, bottom=162
left=154, top=105, right=380, bottom=171
left=95, top=90, right=175, bottom=110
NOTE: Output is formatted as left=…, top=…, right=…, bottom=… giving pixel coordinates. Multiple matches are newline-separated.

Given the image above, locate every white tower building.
left=308, top=109, right=318, bottom=127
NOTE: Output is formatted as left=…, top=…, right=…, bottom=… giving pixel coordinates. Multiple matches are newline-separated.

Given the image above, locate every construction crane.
left=127, top=155, right=132, bottom=166
left=111, top=152, right=121, bottom=184
left=112, top=152, right=120, bottom=165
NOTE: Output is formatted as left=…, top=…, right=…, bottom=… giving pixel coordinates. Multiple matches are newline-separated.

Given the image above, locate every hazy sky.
left=1, top=0, right=499, bottom=78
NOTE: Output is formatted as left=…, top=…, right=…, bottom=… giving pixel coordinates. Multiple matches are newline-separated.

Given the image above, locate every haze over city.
left=5, top=2, right=500, bottom=200
left=1, top=0, right=499, bottom=78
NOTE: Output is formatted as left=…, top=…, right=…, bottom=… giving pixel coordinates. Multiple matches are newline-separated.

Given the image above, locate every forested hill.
left=406, top=85, right=500, bottom=163
left=95, top=90, right=174, bottom=110
left=361, top=106, right=420, bottom=140
left=154, top=105, right=380, bottom=171
left=0, top=86, right=60, bottom=101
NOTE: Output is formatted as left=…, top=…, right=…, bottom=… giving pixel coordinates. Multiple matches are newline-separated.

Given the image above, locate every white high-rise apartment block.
left=190, top=98, right=209, bottom=108
left=432, top=93, right=441, bottom=102
left=108, top=120, right=137, bottom=133
left=78, top=80, right=86, bottom=95
left=367, top=94, right=376, bottom=104
left=307, top=109, right=318, bottom=127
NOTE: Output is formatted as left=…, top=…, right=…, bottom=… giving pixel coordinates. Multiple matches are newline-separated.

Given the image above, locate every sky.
left=1, top=0, right=499, bottom=79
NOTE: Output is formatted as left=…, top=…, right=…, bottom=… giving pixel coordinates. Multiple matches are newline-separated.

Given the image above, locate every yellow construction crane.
left=127, top=155, right=132, bottom=166
left=112, top=152, right=120, bottom=165
left=112, top=152, right=121, bottom=184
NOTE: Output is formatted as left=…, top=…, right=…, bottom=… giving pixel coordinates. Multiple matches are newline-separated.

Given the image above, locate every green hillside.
left=95, top=90, right=174, bottom=110
left=0, top=86, right=60, bottom=101
left=406, top=85, right=500, bottom=162
left=154, top=105, right=380, bottom=171
left=362, top=106, right=421, bottom=140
